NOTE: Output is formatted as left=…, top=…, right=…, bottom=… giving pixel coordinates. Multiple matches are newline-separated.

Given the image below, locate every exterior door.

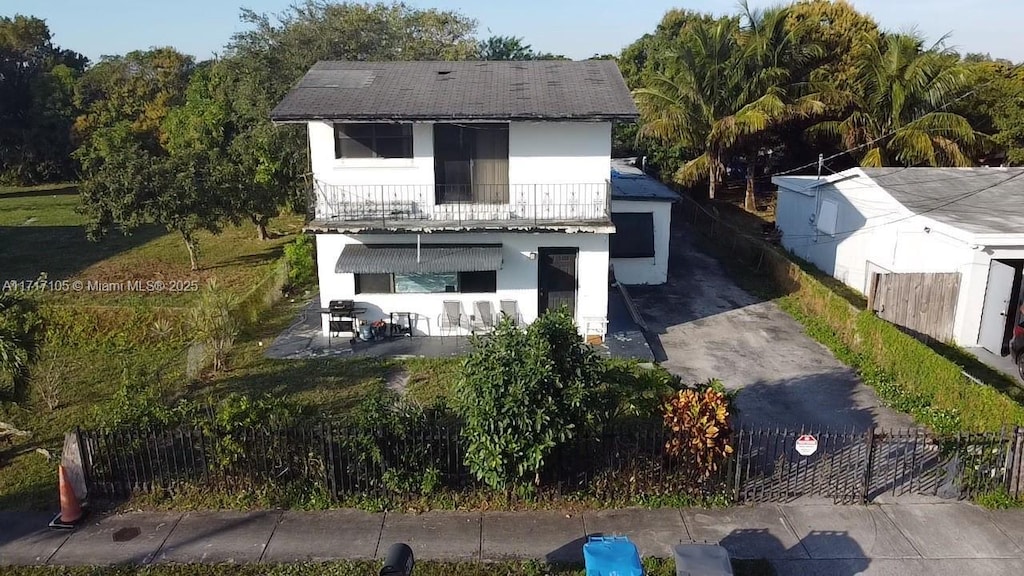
left=538, top=248, right=577, bottom=318
left=979, top=260, right=1016, bottom=354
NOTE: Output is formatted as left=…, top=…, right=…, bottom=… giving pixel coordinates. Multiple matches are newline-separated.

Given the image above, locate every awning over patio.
left=334, top=244, right=503, bottom=274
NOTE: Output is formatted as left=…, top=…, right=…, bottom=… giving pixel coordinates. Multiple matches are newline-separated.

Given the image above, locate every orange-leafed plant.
left=662, top=382, right=734, bottom=479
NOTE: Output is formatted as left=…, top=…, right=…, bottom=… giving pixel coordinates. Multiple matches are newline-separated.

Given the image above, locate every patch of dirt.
left=386, top=368, right=410, bottom=396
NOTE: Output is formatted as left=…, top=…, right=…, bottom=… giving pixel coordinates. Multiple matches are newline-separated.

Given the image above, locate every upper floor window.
left=334, top=123, right=413, bottom=159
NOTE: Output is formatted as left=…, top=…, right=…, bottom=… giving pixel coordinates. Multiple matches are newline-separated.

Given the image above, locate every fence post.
left=860, top=428, right=875, bottom=504
left=1009, top=427, right=1024, bottom=497
left=732, top=427, right=744, bottom=502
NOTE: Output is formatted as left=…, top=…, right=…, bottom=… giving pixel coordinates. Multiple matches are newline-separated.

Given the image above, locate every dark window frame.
left=610, top=212, right=656, bottom=259
left=353, top=270, right=497, bottom=294
left=334, top=123, right=413, bottom=159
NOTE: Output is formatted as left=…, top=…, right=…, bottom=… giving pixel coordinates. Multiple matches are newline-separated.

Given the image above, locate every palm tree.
left=633, top=5, right=825, bottom=205
left=810, top=33, right=980, bottom=167
left=0, top=291, right=41, bottom=399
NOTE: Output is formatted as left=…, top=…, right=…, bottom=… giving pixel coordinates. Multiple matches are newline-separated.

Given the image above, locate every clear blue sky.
left=6, top=0, right=1022, bottom=64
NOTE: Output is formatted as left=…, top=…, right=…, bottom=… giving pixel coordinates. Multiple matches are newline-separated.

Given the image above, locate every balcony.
left=306, top=181, right=613, bottom=233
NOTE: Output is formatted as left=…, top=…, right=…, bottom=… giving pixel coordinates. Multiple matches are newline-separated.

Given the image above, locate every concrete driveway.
left=629, top=224, right=912, bottom=430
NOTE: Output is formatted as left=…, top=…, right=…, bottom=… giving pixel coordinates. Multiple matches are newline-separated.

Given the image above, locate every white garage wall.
left=315, top=232, right=610, bottom=336
left=778, top=175, right=975, bottom=295
left=610, top=199, right=672, bottom=285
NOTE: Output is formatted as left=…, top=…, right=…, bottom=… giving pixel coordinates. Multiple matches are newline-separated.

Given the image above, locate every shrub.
left=201, top=393, right=298, bottom=471
left=188, top=279, right=239, bottom=373
left=0, top=290, right=43, bottom=400
left=662, top=380, right=734, bottom=481
left=455, top=311, right=602, bottom=492
left=343, top=390, right=447, bottom=495
left=284, top=234, right=316, bottom=292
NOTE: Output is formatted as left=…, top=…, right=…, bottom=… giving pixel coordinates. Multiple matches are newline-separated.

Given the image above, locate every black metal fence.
left=77, top=422, right=1024, bottom=505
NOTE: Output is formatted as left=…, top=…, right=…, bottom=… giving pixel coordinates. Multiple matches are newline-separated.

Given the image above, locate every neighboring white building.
left=271, top=61, right=639, bottom=339
left=773, top=167, right=1024, bottom=352
left=609, top=159, right=678, bottom=285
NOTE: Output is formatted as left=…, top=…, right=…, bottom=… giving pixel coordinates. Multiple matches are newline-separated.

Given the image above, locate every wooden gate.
left=868, top=272, right=961, bottom=342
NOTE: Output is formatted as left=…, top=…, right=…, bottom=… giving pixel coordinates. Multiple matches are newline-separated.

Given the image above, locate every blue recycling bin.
left=583, top=535, right=643, bottom=576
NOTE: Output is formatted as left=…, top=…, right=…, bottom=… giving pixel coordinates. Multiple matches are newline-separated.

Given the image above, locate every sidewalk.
left=4, top=503, right=1024, bottom=575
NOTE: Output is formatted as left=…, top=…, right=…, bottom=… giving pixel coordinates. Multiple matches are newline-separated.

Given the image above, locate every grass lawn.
left=0, top=183, right=309, bottom=511
left=199, top=298, right=462, bottom=413
left=0, top=559, right=776, bottom=576
left=0, top=183, right=305, bottom=306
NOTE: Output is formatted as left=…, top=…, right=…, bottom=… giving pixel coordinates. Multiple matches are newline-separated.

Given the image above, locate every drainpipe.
left=417, top=234, right=421, bottom=263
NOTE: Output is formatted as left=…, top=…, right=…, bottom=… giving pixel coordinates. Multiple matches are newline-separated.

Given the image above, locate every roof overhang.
left=335, top=244, right=503, bottom=274
left=271, top=113, right=639, bottom=124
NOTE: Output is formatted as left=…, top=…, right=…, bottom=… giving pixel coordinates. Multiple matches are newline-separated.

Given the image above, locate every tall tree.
left=809, top=33, right=980, bottom=167
left=215, top=1, right=481, bottom=236
left=74, top=48, right=225, bottom=270
left=633, top=4, right=824, bottom=201
left=0, top=15, right=87, bottom=184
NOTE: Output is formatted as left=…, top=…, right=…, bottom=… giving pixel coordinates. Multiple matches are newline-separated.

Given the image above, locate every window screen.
left=610, top=212, right=656, bottom=258
left=334, top=124, right=413, bottom=159
left=354, top=273, right=393, bottom=294
left=458, top=271, right=497, bottom=293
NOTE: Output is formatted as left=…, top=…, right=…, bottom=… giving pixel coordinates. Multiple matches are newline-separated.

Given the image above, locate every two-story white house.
left=271, top=61, right=639, bottom=340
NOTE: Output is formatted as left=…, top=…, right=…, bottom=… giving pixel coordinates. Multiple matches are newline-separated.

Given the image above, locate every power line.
left=752, top=61, right=1024, bottom=181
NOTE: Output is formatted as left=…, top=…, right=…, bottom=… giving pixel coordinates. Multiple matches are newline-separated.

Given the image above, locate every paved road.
left=630, top=223, right=912, bottom=430
left=5, top=503, right=1024, bottom=575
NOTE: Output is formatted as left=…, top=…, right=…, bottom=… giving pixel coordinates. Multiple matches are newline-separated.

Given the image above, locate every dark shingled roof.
left=271, top=61, right=639, bottom=122
left=862, top=167, right=1024, bottom=235
left=334, top=244, right=503, bottom=274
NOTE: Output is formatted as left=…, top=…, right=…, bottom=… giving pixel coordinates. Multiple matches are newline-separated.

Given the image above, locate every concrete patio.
left=264, top=295, right=653, bottom=361
left=263, top=298, right=469, bottom=359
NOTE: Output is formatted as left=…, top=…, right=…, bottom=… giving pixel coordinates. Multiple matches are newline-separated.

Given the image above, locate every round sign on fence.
left=795, top=434, right=818, bottom=456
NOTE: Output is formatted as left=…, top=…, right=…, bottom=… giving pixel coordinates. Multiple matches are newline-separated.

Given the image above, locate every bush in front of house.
left=283, top=234, right=316, bottom=293
left=662, top=379, right=734, bottom=482
left=453, top=310, right=604, bottom=493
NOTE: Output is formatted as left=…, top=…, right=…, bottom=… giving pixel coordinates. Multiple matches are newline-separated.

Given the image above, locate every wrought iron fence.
left=77, top=421, right=1024, bottom=505
left=307, top=181, right=611, bottom=226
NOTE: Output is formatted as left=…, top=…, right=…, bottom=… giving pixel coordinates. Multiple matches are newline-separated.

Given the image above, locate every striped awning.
left=334, top=244, right=503, bottom=274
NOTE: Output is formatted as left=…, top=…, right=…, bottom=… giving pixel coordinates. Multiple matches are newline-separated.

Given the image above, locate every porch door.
left=433, top=123, right=508, bottom=204
left=538, top=248, right=577, bottom=318
left=979, top=260, right=1016, bottom=354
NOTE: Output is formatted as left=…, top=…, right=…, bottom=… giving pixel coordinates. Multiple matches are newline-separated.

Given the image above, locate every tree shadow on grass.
left=201, top=356, right=394, bottom=415
left=0, top=224, right=166, bottom=282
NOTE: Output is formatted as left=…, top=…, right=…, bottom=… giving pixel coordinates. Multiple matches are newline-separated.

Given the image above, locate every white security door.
left=979, top=260, right=1016, bottom=354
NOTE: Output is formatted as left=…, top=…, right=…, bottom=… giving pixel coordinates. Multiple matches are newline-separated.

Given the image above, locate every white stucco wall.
left=315, top=231, right=610, bottom=337
left=777, top=176, right=974, bottom=294
left=775, top=172, right=998, bottom=347
left=609, top=199, right=672, bottom=285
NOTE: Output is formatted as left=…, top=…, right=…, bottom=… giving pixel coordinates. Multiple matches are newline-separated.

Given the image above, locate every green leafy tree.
left=786, top=0, right=880, bottom=94
left=0, top=15, right=87, bottom=184
left=809, top=33, right=981, bottom=167
left=953, top=58, right=1024, bottom=165
left=634, top=4, right=825, bottom=202
left=477, top=35, right=566, bottom=61
left=0, top=291, right=42, bottom=400
left=74, top=48, right=231, bottom=270
left=454, top=311, right=601, bottom=492
left=212, top=1, right=479, bottom=226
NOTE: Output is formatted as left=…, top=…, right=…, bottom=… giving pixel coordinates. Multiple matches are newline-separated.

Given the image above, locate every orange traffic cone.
left=48, top=464, right=86, bottom=530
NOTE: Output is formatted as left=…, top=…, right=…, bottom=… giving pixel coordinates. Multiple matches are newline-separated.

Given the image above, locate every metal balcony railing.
left=308, top=181, right=611, bottom=227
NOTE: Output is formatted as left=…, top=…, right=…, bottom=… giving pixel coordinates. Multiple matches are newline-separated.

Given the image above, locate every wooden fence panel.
left=870, top=272, right=961, bottom=342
